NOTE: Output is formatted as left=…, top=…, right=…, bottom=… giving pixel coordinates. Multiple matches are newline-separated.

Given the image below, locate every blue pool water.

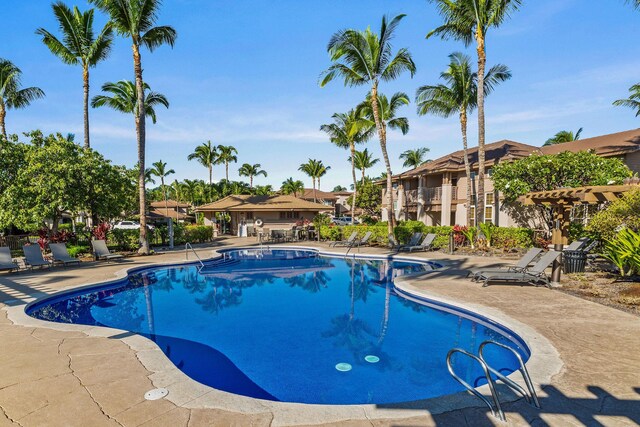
left=27, top=249, right=529, bottom=405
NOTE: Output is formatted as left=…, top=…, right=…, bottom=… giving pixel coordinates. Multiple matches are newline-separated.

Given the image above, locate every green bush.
left=587, top=188, right=640, bottom=241
left=110, top=229, right=140, bottom=251
left=602, top=228, right=640, bottom=277
left=319, top=225, right=342, bottom=241
left=492, top=227, right=534, bottom=250
left=184, top=225, right=213, bottom=243
left=66, top=244, right=90, bottom=258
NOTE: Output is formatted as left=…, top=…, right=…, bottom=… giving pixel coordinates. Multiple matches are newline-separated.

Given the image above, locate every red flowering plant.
left=37, top=228, right=76, bottom=250
left=452, top=225, right=467, bottom=247
left=92, top=222, right=111, bottom=242
left=295, top=218, right=312, bottom=227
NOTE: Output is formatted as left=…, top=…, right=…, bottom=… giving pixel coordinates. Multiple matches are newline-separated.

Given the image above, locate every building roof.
left=299, top=188, right=338, bottom=201
left=538, top=128, right=640, bottom=157
left=195, top=194, right=333, bottom=212
left=149, top=200, right=191, bottom=208
left=148, top=208, right=194, bottom=221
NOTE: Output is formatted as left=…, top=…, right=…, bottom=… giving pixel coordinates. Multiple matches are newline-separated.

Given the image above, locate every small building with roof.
left=148, top=200, right=194, bottom=223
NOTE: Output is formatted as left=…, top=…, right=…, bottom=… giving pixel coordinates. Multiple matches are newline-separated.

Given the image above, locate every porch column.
left=551, top=204, right=571, bottom=284
left=395, top=184, right=404, bottom=221
left=441, top=184, right=453, bottom=226
left=417, top=175, right=425, bottom=223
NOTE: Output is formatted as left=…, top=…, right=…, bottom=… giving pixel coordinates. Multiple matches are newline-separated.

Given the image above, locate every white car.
left=113, top=221, right=154, bottom=231
left=332, top=216, right=359, bottom=226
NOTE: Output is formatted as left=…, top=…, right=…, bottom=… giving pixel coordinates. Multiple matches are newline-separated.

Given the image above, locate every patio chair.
left=482, top=250, right=561, bottom=288
left=563, top=237, right=590, bottom=251
left=388, top=234, right=400, bottom=250
left=330, top=231, right=358, bottom=247
left=49, top=243, right=81, bottom=267
left=356, top=231, right=373, bottom=247
left=91, top=240, right=124, bottom=261
left=0, top=247, right=18, bottom=272
left=399, top=233, right=437, bottom=253
left=395, top=232, right=423, bottom=252
left=22, top=245, right=52, bottom=269
left=469, top=247, right=543, bottom=281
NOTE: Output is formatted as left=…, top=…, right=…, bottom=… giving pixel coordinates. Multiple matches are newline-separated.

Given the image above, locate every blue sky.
left=3, top=0, right=640, bottom=191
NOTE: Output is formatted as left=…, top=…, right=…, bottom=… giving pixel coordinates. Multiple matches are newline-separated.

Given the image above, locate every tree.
left=188, top=141, right=217, bottom=185
left=321, top=14, right=416, bottom=235
left=416, top=52, right=511, bottom=225
left=215, top=145, right=238, bottom=181
left=399, top=147, right=430, bottom=168
left=253, top=184, right=274, bottom=196
left=238, top=163, right=267, bottom=188
left=614, top=84, right=640, bottom=117
left=332, top=185, right=347, bottom=192
left=428, top=0, right=522, bottom=226
left=350, top=148, right=380, bottom=184
left=0, top=59, right=45, bottom=139
left=149, top=160, right=175, bottom=214
left=281, top=177, right=304, bottom=198
left=91, top=80, right=169, bottom=123
left=321, top=109, right=373, bottom=219
left=544, top=128, right=583, bottom=146
left=347, top=180, right=382, bottom=217
left=37, top=3, right=113, bottom=149
left=90, top=0, right=177, bottom=255
left=299, top=159, right=331, bottom=202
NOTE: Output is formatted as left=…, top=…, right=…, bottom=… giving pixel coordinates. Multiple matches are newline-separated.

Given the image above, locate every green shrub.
left=602, top=228, right=640, bottom=277
left=110, top=229, right=140, bottom=251
left=343, top=224, right=388, bottom=244
left=66, top=245, right=90, bottom=258
left=319, top=225, right=342, bottom=241
left=184, top=225, right=213, bottom=243
left=492, top=227, right=534, bottom=250
left=587, top=188, right=640, bottom=241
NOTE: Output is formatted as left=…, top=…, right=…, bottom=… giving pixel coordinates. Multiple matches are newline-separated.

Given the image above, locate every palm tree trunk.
left=361, top=168, right=366, bottom=185
left=225, top=162, right=229, bottom=181
left=208, top=165, right=212, bottom=186
left=0, top=101, right=7, bottom=139
left=83, top=64, right=90, bottom=149
left=475, top=30, right=486, bottom=227
left=133, top=43, right=149, bottom=255
left=313, top=178, right=317, bottom=203
left=350, top=143, right=358, bottom=221
left=371, top=84, right=395, bottom=234
left=460, top=110, right=472, bottom=227
left=250, top=175, right=253, bottom=188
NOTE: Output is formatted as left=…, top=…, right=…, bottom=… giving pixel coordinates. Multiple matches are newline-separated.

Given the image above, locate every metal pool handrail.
left=185, top=242, right=204, bottom=271
left=446, top=348, right=506, bottom=421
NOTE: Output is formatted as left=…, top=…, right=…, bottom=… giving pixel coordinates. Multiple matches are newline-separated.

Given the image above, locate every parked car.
left=112, top=221, right=154, bottom=231
left=332, top=216, right=359, bottom=226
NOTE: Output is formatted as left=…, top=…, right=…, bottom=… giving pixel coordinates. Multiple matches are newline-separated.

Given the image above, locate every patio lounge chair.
left=22, top=245, right=52, bottom=269
left=91, top=240, right=124, bottom=261
left=469, top=247, right=543, bottom=281
left=330, top=231, right=358, bottom=247
left=482, top=250, right=561, bottom=288
left=49, top=243, right=81, bottom=267
left=395, top=232, right=423, bottom=252
left=399, top=233, right=436, bottom=253
left=356, top=231, right=373, bottom=247
left=0, top=247, right=18, bottom=272
left=388, top=234, right=400, bottom=249
left=563, top=237, right=590, bottom=251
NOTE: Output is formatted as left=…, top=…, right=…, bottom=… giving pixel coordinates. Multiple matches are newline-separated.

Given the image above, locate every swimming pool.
left=27, top=248, right=530, bottom=405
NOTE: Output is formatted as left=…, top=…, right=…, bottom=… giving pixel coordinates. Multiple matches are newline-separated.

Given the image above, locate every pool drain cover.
left=335, top=363, right=352, bottom=372
left=144, top=388, right=169, bottom=400
left=364, top=355, right=380, bottom=363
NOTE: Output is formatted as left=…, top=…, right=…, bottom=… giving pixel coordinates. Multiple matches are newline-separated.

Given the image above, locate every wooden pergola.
left=519, top=184, right=638, bottom=282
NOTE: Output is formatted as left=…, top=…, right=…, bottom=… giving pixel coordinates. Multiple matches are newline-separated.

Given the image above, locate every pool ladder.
left=185, top=243, right=205, bottom=272
left=446, top=340, right=540, bottom=422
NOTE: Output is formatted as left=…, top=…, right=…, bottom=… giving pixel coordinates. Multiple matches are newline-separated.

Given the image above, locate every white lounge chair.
left=91, top=240, right=124, bottom=261
left=22, top=245, right=52, bottom=269
left=49, top=243, right=81, bottom=267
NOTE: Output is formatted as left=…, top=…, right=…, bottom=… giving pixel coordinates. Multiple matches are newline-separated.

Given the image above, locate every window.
left=484, top=193, right=494, bottom=224
left=279, top=211, right=297, bottom=219
left=469, top=206, right=476, bottom=227
left=486, top=168, right=493, bottom=176
left=246, top=212, right=254, bottom=219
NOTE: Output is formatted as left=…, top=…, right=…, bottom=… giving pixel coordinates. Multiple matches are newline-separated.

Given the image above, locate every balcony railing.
left=387, top=185, right=459, bottom=207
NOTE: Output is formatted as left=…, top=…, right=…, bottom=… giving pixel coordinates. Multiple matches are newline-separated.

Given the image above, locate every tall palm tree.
left=299, top=159, right=331, bottom=202
left=238, top=163, right=267, bottom=188
left=321, top=109, right=373, bottom=219
left=416, top=52, right=511, bottom=226
left=188, top=141, right=217, bottom=185
left=91, top=80, right=169, bottom=122
left=90, top=0, right=177, bottom=255
left=316, top=161, right=331, bottom=191
left=149, top=160, right=175, bottom=215
left=37, top=3, right=113, bottom=149
left=0, top=59, right=45, bottom=139
left=428, top=0, right=522, bottom=225
left=215, top=145, right=238, bottom=181
left=399, top=147, right=430, bottom=168
left=281, top=177, right=304, bottom=198
left=614, top=83, right=640, bottom=117
left=320, top=14, right=416, bottom=234
left=350, top=148, right=380, bottom=184
left=544, top=128, right=583, bottom=146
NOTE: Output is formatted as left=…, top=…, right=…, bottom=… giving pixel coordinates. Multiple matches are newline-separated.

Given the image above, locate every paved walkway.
left=0, top=238, right=638, bottom=426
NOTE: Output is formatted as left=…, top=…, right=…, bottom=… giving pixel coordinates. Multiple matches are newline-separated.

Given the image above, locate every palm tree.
left=316, top=161, right=331, bottom=191
left=428, top=0, right=522, bottom=225
left=299, top=159, right=331, bottom=202
left=321, top=109, right=373, bottom=219
left=188, top=141, right=217, bottom=185
left=91, top=80, right=169, bottom=122
left=90, top=0, right=177, bottom=255
left=37, top=3, right=113, bottom=149
left=0, top=59, right=45, bottom=139
left=416, top=52, right=511, bottom=226
left=238, top=163, right=267, bottom=188
left=281, top=177, right=304, bottom=198
left=399, top=147, right=430, bottom=168
left=320, top=14, right=416, bottom=234
left=544, top=128, right=583, bottom=146
left=614, top=83, right=640, bottom=117
left=350, top=148, right=380, bottom=184
left=215, top=145, right=238, bottom=181
left=149, top=160, right=175, bottom=215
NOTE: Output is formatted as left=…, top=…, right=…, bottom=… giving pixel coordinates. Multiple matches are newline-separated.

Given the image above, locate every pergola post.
left=551, top=203, right=571, bottom=284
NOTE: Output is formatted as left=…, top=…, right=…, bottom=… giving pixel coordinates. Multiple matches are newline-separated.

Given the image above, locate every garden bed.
left=559, top=271, right=640, bottom=316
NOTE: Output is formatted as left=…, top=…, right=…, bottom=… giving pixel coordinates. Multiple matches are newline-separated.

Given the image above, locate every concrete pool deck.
left=0, top=238, right=639, bottom=426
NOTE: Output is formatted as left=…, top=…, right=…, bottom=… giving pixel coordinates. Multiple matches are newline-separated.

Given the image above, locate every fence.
left=0, top=234, right=35, bottom=251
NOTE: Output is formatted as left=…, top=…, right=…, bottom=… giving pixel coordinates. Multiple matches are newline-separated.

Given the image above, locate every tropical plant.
left=428, top=0, right=523, bottom=226
left=90, top=0, right=177, bottom=255
left=416, top=51, right=511, bottom=226
left=602, top=228, right=640, bottom=277
left=321, top=109, right=373, bottom=219
left=37, top=2, right=113, bottom=149
left=587, top=187, right=640, bottom=241
left=350, top=148, right=380, bottom=184
left=320, top=14, right=416, bottom=234
left=253, top=184, right=274, bottom=196
left=399, top=147, right=430, bottom=168
left=281, top=177, right=304, bottom=197
left=460, top=226, right=478, bottom=250
left=613, top=84, right=640, bottom=117
left=298, top=159, right=331, bottom=202
left=0, top=59, right=45, bottom=139
left=215, top=144, right=238, bottom=181
left=477, top=221, right=496, bottom=248
left=188, top=141, right=217, bottom=185
left=237, top=163, right=267, bottom=188
left=332, top=185, right=347, bottom=192
left=149, top=160, right=175, bottom=212
left=91, top=80, right=169, bottom=123
left=544, top=128, right=583, bottom=146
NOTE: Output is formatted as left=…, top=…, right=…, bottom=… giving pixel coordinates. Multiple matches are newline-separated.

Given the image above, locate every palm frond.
left=141, top=25, right=177, bottom=51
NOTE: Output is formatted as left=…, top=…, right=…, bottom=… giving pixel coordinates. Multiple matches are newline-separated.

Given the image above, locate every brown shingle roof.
left=148, top=208, right=194, bottom=220
left=195, top=194, right=333, bottom=212
left=150, top=200, right=191, bottom=208
left=299, top=188, right=338, bottom=201
left=539, top=128, right=640, bottom=157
